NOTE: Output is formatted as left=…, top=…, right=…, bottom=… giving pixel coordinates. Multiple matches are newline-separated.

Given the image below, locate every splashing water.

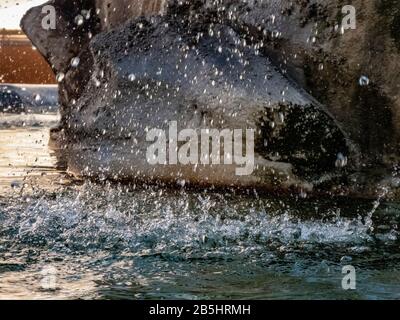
left=0, top=114, right=400, bottom=300
left=74, top=15, right=84, bottom=26
left=56, top=73, right=65, bottom=83
left=70, top=57, right=80, bottom=68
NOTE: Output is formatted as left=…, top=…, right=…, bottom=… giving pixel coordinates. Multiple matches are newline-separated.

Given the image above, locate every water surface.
left=0, top=112, right=399, bottom=300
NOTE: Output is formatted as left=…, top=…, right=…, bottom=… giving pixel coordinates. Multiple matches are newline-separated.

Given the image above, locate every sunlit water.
left=0, top=112, right=400, bottom=300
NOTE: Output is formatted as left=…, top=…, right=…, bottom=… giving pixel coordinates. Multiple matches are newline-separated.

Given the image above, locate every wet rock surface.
left=20, top=0, right=400, bottom=199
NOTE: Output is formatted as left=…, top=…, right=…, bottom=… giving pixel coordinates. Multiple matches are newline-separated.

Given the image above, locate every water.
left=0, top=112, right=400, bottom=300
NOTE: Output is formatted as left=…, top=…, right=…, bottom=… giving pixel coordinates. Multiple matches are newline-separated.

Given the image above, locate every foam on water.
left=1, top=183, right=386, bottom=254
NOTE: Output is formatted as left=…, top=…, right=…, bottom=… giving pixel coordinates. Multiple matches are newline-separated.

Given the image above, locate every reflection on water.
left=0, top=112, right=400, bottom=300
left=0, top=112, right=67, bottom=196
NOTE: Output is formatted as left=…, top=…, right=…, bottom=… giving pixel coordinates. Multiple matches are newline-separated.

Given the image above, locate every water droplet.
left=278, top=112, right=285, bottom=123
left=359, top=75, right=370, bottom=86
left=177, top=179, right=186, bottom=187
left=335, top=152, right=348, bottom=168
left=218, top=46, right=222, bottom=53
left=272, top=30, right=280, bottom=38
left=70, top=57, right=80, bottom=68
left=56, top=72, right=65, bottom=82
left=74, top=15, right=84, bottom=26
left=81, top=9, right=91, bottom=20
left=128, top=74, right=136, bottom=81
left=318, top=63, right=324, bottom=71
left=34, top=94, right=41, bottom=102
left=299, top=189, right=308, bottom=199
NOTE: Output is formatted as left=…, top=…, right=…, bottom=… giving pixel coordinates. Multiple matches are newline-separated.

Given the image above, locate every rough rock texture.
left=21, top=0, right=400, bottom=198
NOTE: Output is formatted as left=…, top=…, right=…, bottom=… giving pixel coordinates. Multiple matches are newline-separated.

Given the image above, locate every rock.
left=218, top=0, right=400, bottom=169
left=79, top=16, right=350, bottom=187
left=96, top=0, right=166, bottom=31
left=20, top=0, right=400, bottom=198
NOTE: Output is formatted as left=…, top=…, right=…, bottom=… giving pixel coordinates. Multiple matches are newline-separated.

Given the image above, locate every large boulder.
left=20, top=0, right=400, bottom=198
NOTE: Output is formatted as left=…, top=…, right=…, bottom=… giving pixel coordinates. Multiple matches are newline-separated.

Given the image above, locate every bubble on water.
left=128, top=74, right=136, bottom=82
left=70, top=57, right=80, bottom=68
left=218, top=46, right=222, bottom=53
left=359, top=75, right=370, bottom=86
left=56, top=72, right=65, bottom=83
left=75, top=15, right=84, bottom=26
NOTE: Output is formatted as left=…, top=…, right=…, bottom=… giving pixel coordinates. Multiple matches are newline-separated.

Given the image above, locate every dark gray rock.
left=20, top=0, right=400, bottom=199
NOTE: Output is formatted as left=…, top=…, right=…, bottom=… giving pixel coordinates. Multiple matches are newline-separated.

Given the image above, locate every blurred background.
left=0, top=1, right=59, bottom=197
left=0, top=0, right=55, bottom=84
